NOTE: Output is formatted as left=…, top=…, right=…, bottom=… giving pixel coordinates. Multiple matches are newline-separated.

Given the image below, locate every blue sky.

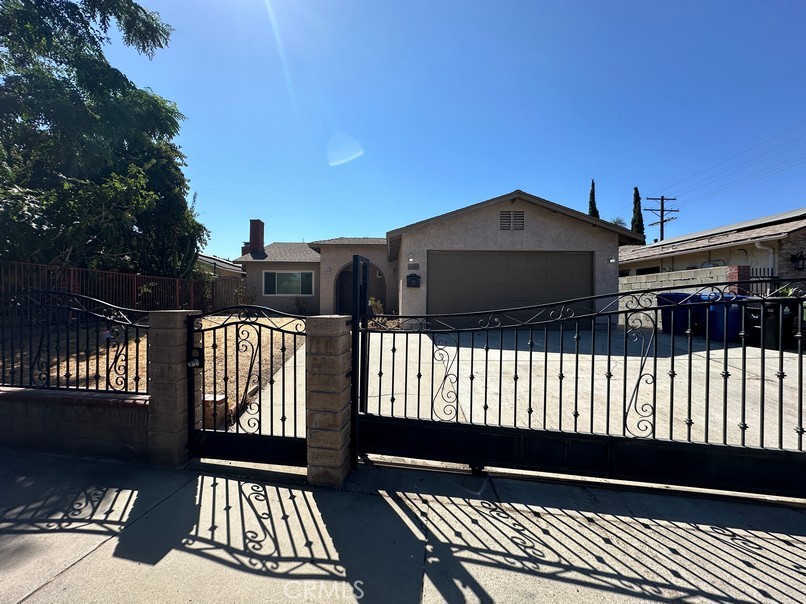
left=104, top=0, right=806, bottom=259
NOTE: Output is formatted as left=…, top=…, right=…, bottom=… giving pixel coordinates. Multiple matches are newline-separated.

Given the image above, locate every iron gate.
left=187, top=306, right=307, bottom=465
left=353, top=258, right=806, bottom=497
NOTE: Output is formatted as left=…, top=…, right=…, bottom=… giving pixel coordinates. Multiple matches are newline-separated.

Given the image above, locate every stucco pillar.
left=305, top=315, right=352, bottom=488
left=148, top=310, right=198, bottom=465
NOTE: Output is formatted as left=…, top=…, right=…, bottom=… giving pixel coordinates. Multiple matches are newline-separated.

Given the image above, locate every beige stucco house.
left=235, top=220, right=321, bottom=315
left=619, top=208, right=806, bottom=279
left=235, top=190, right=644, bottom=316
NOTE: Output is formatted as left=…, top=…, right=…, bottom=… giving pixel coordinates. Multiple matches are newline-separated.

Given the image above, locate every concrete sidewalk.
left=1, top=447, right=805, bottom=603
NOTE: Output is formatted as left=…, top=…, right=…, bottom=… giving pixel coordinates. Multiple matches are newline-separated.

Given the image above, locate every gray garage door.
left=426, top=251, right=594, bottom=314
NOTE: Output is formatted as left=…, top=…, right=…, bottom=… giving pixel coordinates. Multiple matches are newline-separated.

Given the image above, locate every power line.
left=673, top=153, right=806, bottom=209
left=645, top=196, right=677, bottom=241
left=650, top=121, right=806, bottom=196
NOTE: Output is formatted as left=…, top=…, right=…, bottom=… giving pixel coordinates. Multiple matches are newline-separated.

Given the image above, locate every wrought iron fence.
left=748, top=267, right=777, bottom=296
left=189, top=306, right=306, bottom=440
left=1, top=261, right=247, bottom=312
left=360, top=279, right=806, bottom=452
left=0, top=291, right=149, bottom=393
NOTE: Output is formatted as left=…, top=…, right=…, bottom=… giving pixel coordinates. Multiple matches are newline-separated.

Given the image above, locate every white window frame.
left=262, top=270, right=315, bottom=296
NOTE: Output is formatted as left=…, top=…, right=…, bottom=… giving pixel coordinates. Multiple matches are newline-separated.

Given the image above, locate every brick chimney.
left=241, top=219, right=265, bottom=256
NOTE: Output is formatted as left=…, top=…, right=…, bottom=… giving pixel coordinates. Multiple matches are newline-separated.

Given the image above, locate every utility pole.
left=645, top=196, right=678, bottom=241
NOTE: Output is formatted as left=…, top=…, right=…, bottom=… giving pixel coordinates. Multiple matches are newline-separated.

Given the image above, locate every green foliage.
left=611, top=216, right=627, bottom=228
left=631, top=186, right=645, bottom=238
left=234, top=282, right=256, bottom=306
left=368, top=296, right=384, bottom=315
left=588, top=179, right=599, bottom=219
left=0, top=0, right=208, bottom=276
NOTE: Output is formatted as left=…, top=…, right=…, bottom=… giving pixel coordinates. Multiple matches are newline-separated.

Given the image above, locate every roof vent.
left=513, top=210, right=524, bottom=230
left=500, top=210, right=512, bottom=230
left=500, top=210, right=524, bottom=230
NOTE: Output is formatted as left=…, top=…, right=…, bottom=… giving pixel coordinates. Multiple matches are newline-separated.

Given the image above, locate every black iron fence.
left=359, top=279, right=806, bottom=453
left=0, top=291, right=149, bottom=394
left=187, top=306, right=307, bottom=464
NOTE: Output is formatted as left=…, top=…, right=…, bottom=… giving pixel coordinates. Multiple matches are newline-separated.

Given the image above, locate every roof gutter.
left=620, top=234, right=785, bottom=264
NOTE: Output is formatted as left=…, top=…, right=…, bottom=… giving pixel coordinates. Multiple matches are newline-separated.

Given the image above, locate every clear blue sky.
left=104, top=0, right=806, bottom=259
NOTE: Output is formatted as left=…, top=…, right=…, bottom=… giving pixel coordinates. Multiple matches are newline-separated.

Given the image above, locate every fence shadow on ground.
left=2, top=450, right=805, bottom=603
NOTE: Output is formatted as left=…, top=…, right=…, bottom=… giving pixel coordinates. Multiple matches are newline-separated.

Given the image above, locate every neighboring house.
left=619, top=208, right=806, bottom=279
left=235, top=190, right=644, bottom=315
left=196, top=253, right=245, bottom=279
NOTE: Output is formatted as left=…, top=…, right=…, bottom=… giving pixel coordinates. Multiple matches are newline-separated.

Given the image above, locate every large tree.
left=588, top=178, right=600, bottom=219
left=631, top=186, right=645, bottom=238
left=0, top=0, right=207, bottom=276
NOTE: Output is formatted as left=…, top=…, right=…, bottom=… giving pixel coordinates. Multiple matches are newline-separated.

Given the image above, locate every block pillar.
left=306, top=315, right=353, bottom=488
left=148, top=310, right=198, bottom=465
left=727, top=265, right=752, bottom=294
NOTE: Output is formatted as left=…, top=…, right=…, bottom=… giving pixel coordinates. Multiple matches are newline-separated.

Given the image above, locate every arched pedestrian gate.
left=351, top=255, right=806, bottom=498
left=187, top=306, right=307, bottom=465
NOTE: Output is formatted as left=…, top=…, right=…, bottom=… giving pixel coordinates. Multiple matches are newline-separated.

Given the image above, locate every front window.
left=263, top=271, right=314, bottom=295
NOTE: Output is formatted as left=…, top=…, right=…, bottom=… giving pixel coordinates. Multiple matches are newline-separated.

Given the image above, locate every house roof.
left=234, top=242, right=320, bottom=263
left=620, top=208, right=806, bottom=264
left=386, top=189, right=645, bottom=260
left=308, top=237, right=386, bottom=251
left=197, top=253, right=245, bottom=275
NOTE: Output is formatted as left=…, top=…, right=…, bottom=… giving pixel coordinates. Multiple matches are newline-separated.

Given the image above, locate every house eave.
left=386, top=190, right=644, bottom=261
left=619, top=233, right=786, bottom=265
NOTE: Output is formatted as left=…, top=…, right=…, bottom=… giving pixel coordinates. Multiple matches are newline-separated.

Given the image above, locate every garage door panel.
left=427, top=251, right=593, bottom=314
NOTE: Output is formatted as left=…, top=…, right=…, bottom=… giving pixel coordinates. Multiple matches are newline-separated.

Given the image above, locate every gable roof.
left=308, top=237, right=386, bottom=251
left=234, top=242, right=320, bottom=263
left=386, top=190, right=645, bottom=260
left=620, top=208, right=806, bottom=264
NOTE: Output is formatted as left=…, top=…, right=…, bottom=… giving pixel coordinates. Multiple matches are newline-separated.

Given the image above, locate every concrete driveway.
left=363, top=325, right=805, bottom=451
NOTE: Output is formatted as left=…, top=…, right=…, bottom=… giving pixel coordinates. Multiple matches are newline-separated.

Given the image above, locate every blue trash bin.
left=708, top=295, right=747, bottom=342
left=658, top=292, right=698, bottom=335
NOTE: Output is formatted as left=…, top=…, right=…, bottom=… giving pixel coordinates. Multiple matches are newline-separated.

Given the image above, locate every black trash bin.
left=744, top=299, right=800, bottom=349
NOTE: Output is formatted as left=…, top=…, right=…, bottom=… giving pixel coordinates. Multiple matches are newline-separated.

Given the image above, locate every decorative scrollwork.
left=366, top=277, right=806, bottom=337
left=2, top=289, right=149, bottom=393
left=431, top=333, right=459, bottom=421
left=624, top=312, right=658, bottom=438
left=191, top=305, right=307, bottom=336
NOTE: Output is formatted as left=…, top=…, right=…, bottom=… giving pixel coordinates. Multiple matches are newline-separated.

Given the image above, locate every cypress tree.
left=588, top=179, right=600, bottom=219
left=631, top=187, right=645, bottom=238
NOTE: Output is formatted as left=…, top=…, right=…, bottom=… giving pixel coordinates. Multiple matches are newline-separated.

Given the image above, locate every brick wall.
left=0, top=387, right=149, bottom=459
left=778, top=228, right=806, bottom=280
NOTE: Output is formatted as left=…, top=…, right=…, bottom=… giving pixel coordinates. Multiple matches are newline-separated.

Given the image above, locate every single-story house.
left=235, top=225, right=321, bottom=314
left=619, top=208, right=806, bottom=279
left=234, top=190, right=644, bottom=315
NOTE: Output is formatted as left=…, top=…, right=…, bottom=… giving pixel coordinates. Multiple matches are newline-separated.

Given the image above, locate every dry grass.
left=1, top=324, right=149, bottom=392
left=1, top=317, right=304, bottom=396
left=197, top=317, right=305, bottom=402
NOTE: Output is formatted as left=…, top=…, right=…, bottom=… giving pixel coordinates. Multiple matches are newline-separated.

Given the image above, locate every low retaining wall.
left=0, top=387, right=149, bottom=460
left=619, top=266, right=748, bottom=294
